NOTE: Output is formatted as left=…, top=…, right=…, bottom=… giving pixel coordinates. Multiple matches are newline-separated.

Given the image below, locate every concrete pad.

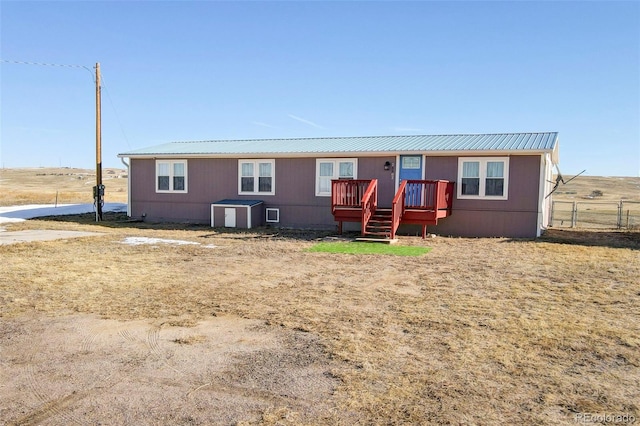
left=0, top=230, right=105, bottom=245
left=0, top=203, right=127, bottom=224
left=355, top=237, right=399, bottom=244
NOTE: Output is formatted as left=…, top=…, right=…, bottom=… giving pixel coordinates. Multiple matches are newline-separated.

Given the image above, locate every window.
left=461, top=161, right=480, bottom=196
left=315, top=158, right=357, bottom=196
left=486, top=161, right=505, bottom=196
left=457, top=157, right=509, bottom=199
left=266, top=208, right=280, bottom=223
left=238, top=160, right=275, bottom=195
left=402, top=156, right=421, bottom=169
left=156, top=160, right=187, bottom=193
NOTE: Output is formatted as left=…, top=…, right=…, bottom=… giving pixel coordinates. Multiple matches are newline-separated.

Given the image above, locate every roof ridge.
left=119, top=132, right=559, bottom=157
left=172, top=135, right=418, bottom=144
left=168, top=132, right=557, bottom=144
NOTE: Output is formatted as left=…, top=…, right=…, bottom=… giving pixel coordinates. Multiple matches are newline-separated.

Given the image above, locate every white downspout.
left=537, top=154, right=547, bottom=237
left=120, top=157, right=131, bottom=217
left=537, top=153, right=554, bottom=237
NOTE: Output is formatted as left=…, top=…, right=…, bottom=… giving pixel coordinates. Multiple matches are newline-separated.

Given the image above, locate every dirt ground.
left=1, top=314, right=338, bottom=425
left=0, top=215, right=343, bottom=425
left=2, top=170, right=639, bottom=425
left=1, top=212, right=638, bottom=425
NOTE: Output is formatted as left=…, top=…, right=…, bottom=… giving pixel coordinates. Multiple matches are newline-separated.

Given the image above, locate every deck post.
left=422, top=224, right=427, bottom=239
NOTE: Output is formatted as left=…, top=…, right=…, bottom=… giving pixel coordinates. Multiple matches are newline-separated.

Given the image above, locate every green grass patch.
left=307, top=241, right=431, bottom=256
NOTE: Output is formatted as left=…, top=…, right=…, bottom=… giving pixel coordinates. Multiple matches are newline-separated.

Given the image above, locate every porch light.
left=384, top=161, right=392, bottom=171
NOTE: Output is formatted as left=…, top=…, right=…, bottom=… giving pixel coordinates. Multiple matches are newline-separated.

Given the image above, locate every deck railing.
left=331, top=179, right=454, bottom=238
left=360, top=179, right=378, bottom=235
left=390, top=180, right=407, bottom=239
left=439, top=180, right=455, bottom=214
left=331, top=179, right=374, bottom=211
left=403, top=180, right=454, bottom=210
left=391, top=180, right=455, bottom=238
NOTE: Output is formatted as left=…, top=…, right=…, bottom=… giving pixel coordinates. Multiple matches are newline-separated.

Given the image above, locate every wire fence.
left=550, top=200, right=640, bottom=230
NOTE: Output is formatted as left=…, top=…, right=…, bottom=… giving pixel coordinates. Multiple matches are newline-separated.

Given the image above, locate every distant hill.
left=0, top=167, right=128, bottom=206
left=550, top=175, right=640, bottom=202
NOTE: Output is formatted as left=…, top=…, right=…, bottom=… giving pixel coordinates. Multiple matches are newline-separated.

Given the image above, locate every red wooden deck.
left=331, top=179, right=454, bottom=239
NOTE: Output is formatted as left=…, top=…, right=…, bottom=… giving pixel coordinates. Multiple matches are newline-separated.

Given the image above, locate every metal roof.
left=212, top=199, right=263, bottom=206
left=118, top=132, right=559, bottom=157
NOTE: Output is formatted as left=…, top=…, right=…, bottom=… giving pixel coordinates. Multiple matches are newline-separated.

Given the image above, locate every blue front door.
left=399, top=155, right=423, bottom=181
left=399, top=155, right=424, bottom=206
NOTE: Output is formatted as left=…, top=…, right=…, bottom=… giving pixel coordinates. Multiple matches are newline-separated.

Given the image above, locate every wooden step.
left=365, top=230, right=391, bottom=236
left=363, top=208, right=393, bottom=238
left=368, top=221, right=392, bottom=227
left=364, top=231, right=392, bottom=237
left=366, top=223, right=392, bottom=229
left=365, top=225, right=392, bottom=233
left=367, top=222, right=391, bottom=227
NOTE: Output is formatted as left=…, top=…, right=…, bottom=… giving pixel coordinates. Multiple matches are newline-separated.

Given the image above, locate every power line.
left=3, top=59, right=132, bottom=149
left=100, top=74, right=132, bottom=149
left=1, top=59, right=87, bottom=70
left=1, top=59, right=94, bottom=81
left=4, top=59, right=133, bottom=152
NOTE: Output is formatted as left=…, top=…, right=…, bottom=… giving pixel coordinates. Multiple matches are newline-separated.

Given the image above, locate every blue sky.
left=1, top=1, right=639, bottom=176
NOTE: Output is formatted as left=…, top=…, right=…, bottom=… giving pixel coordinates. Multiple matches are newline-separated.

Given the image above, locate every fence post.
left=571, top=201, right=577, bottom=228
left=616, top=200, right=622, bottom=229
left=550, top=201, right=555, bottom=227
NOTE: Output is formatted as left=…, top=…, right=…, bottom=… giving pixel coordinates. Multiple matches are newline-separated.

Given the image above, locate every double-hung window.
left=457, top=157, right=509, bottom=199
left=238, top=160, right=275, bottom=195
left=156, top=160, right=187, bottom=193
left=315, top=158, right=357, bottom=196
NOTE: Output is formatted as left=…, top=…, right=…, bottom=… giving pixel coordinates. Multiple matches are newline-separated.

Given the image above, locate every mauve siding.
left=130, top=156, right=395, bottom=227
left=360, top=157, right=396, bottom=205
left=251, top=205, right=263, bottom=228
left=131, top=158, right=230, bottom=222
left=211, top=207, right=224, bottom=227
left=237, top=208, right=248, bottom=228
left=423, top=155, right=541, bottom=237
left=130, top=155, right=541, bottom=237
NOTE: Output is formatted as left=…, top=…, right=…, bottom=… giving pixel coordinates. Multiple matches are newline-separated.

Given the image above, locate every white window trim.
left=238, top=159, right=275, bottom=196
left=265, top=208, right=280, bottom=223
left=457, top=157, right=509, bottom=200
left=315, top=158, right=358, bottom=197
left=156, top=160, right=188, bottom=193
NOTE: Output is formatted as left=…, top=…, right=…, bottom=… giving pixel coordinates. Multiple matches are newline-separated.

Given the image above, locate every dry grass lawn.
left=1, top=169, right=639, bottom=424
left=1, top=210, right=639, bottom=424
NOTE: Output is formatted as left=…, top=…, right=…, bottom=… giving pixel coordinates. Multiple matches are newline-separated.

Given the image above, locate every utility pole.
left=1, top=59, right=105, bottom=219
left=94, top=62, right=104, bottom=221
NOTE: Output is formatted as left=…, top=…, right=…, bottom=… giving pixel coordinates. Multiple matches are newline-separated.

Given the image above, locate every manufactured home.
left=118, top=132, right=559, bottom=238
